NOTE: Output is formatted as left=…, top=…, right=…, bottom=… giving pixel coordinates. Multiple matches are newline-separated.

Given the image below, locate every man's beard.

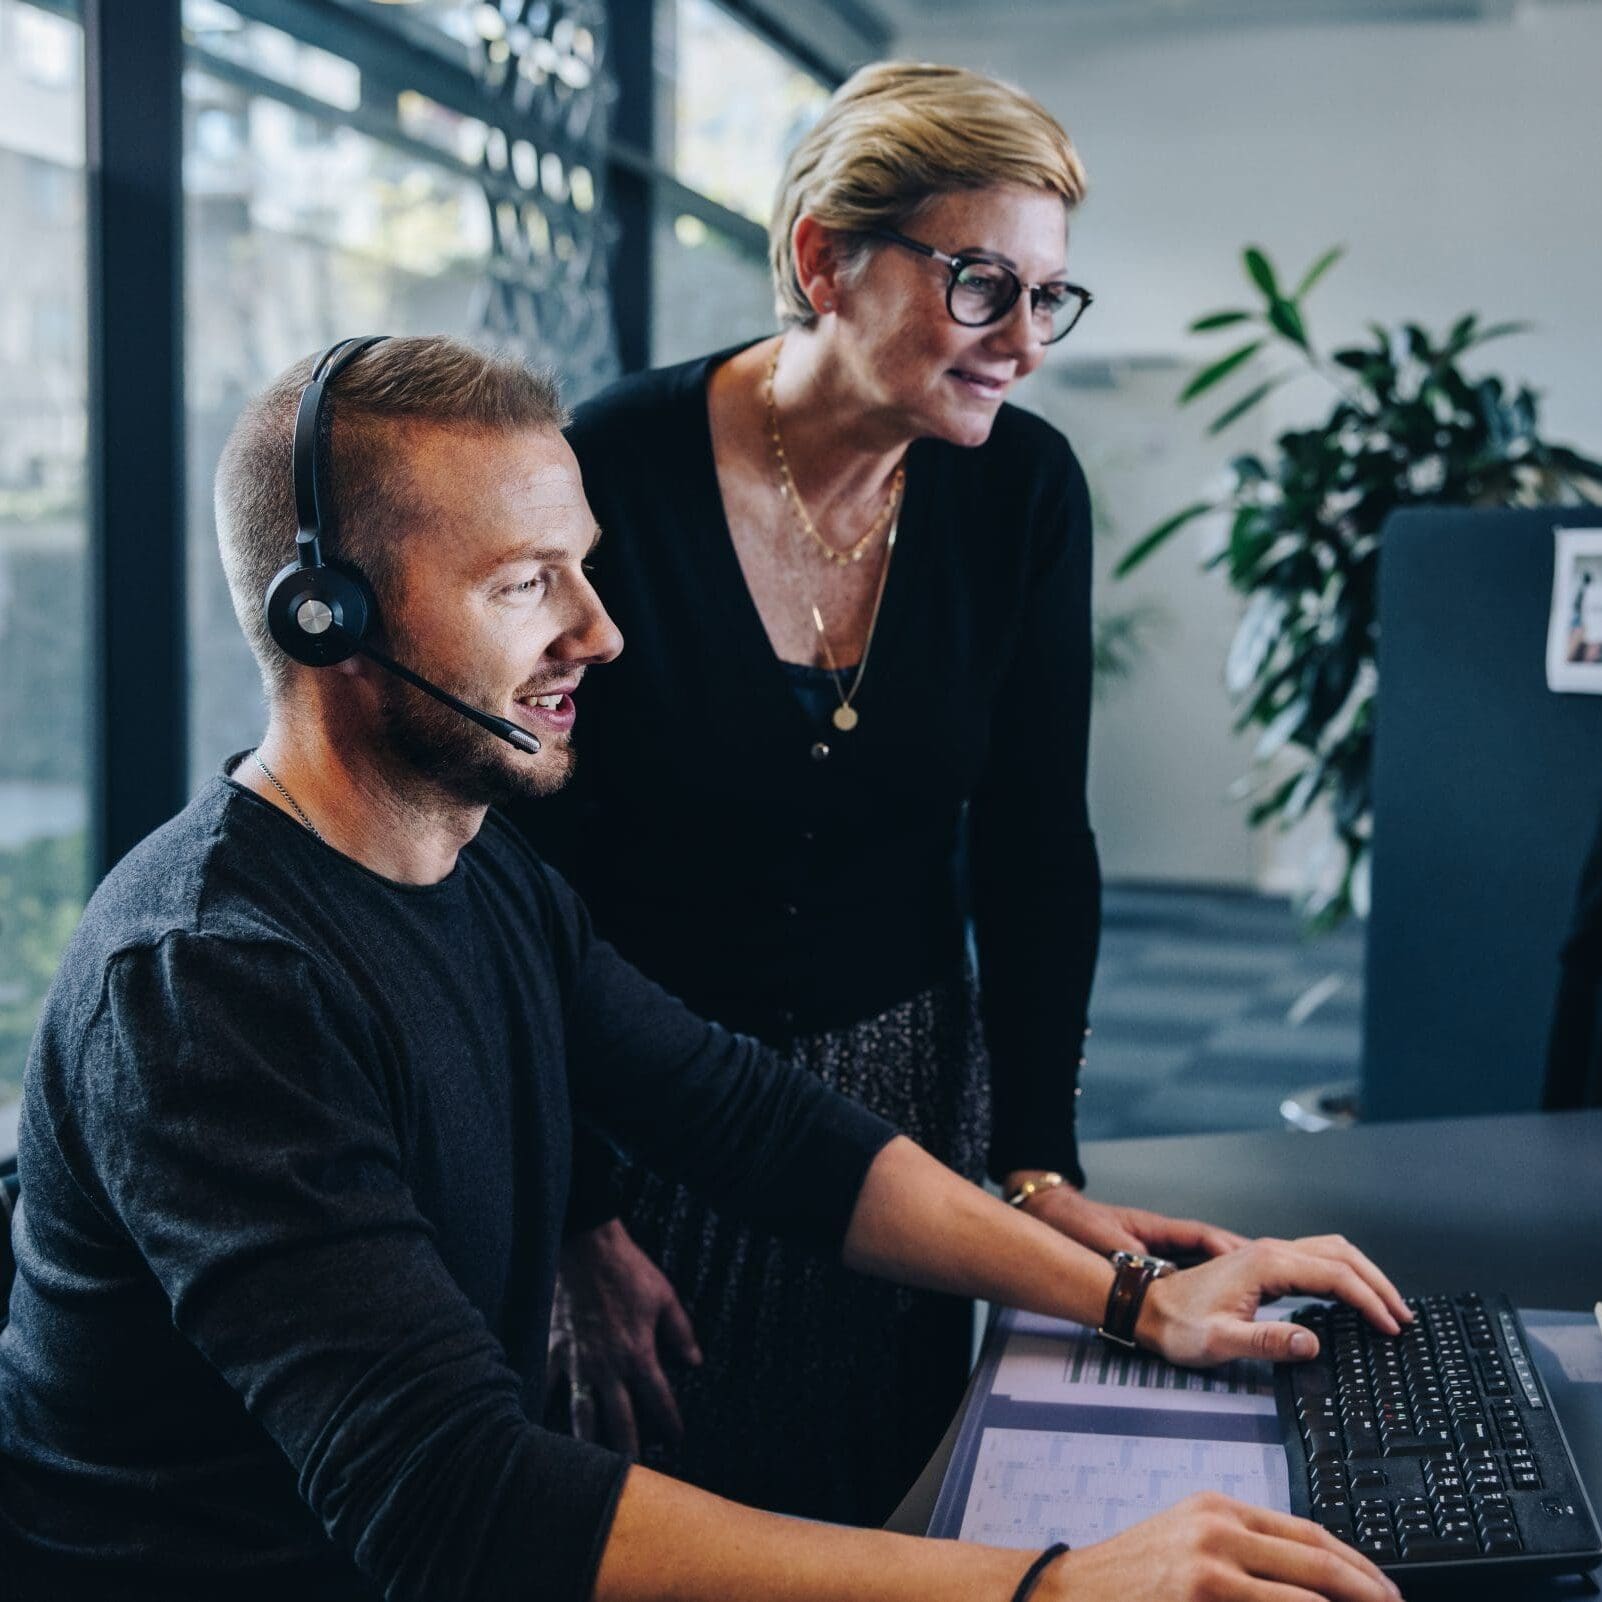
left=375, top=662, right=574, bottom=808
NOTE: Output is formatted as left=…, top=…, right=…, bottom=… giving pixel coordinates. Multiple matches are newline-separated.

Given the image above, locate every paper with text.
left=958, top=1427, right=1292, bottom=1549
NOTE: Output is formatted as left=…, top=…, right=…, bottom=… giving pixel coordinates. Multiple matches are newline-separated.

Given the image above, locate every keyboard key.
left=1398, top=1533, right=1477, bottom=1561
left=1383, top=1431, right=1452, bottom=1456
left=1303, top=1429, right=1343, bottom=1464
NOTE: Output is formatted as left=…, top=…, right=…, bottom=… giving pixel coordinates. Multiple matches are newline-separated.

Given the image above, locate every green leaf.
left=1462, top=319, right=1532, bottom=350
left=1244, top=247, right=1279, bottom=300
left=1113, top=501, right=1216, bottom=577
left=1180, top=339, right=1265, bottom=404
left=1247, top=771, right=1304, bottom=827
left=1209, top=374, right=1291, bottom=435
left=1445, top=312, right=1478, bottom=352
left=1190, top=310, right=1253, bottom=333
left=1293, top=245, right=1344, bottom=301
left=1267, top=299, right=1309, bottom=349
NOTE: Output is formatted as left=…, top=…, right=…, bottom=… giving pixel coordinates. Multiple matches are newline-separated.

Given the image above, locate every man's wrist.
left=1132, top=1270, right=1173, bottom=1351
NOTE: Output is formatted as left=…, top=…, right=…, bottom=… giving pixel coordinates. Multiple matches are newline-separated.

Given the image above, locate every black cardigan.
left=511, top=346, right=1101, bottom=1186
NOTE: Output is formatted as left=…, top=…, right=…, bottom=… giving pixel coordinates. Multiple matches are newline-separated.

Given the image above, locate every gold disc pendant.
left=832, top=704, right=859, bottom=732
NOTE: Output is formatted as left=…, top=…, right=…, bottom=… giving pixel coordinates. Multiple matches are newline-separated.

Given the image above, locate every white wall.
left=891, top=1, right=1602, bottom=887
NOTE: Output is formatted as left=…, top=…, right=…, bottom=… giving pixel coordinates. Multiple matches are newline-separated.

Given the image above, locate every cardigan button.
left=810, top=741, right=831, bottom=762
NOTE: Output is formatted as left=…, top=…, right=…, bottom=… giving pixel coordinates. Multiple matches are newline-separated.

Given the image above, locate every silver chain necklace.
left=251, top=750, right=325, bottom=844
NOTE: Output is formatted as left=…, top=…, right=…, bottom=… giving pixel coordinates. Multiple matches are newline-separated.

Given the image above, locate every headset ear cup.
left=264, top=560, right=374, bottom=667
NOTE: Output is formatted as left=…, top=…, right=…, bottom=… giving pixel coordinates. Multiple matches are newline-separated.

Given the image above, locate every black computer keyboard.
left=1276, top=1292, right=1602, bottom=1583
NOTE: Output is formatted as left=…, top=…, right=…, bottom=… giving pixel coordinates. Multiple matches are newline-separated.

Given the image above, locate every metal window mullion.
left=84, top=0, right=187, bottom=874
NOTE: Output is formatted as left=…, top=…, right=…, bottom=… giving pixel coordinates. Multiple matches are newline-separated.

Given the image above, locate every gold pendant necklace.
left=809, top=518, right=899, bottom=735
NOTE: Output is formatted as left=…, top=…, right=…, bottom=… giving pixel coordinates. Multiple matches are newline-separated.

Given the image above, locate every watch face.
left=1112, top=1249, right=1176, bottom=1275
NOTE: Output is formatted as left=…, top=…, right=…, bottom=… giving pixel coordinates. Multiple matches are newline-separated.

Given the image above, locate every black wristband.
left=1010, top=1541, right=1070, bottom=1602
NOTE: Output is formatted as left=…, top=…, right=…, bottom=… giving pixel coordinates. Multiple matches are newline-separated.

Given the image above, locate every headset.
left=263, top=335, right=541, bottom=755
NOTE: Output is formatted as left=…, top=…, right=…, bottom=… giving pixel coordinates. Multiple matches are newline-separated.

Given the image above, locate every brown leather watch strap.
left=1098, top=1252, right=1170, bottom=1349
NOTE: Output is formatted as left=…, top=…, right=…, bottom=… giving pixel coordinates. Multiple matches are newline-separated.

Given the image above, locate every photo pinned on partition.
left=1546, top=527, right=1602, bottom=693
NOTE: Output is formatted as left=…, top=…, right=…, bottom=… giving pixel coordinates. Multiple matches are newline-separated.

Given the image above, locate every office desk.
left=889, top=1110, right=1602, bottom=1587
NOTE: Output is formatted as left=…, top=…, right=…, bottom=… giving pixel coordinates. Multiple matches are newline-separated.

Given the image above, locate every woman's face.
left=830, top=183, right=1072, bottom=449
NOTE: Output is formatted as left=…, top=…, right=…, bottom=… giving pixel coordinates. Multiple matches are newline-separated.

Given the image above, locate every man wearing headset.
left=0, top=336, right=1407, bottom=1602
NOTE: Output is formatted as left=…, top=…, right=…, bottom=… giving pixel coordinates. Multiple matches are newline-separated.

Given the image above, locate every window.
left=0, top=0, right=88, bottom=1104
left=647, top=0, right=832, bottom=366
left=651, top=201, right=775, bottom=369
left=181, top=0, right=617, bottom=784
left=666, top=0, right=829, bottom=226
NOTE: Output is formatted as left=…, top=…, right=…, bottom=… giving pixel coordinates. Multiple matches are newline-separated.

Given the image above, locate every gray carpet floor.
left=1077, top=884, right=1364, bottom=1144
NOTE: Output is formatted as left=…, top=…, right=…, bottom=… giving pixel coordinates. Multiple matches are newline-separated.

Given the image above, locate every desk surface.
left=889, top=1110, right=1602, bottom=1540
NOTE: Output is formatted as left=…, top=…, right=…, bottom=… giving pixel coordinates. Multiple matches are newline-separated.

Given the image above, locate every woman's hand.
left=1036, top=1493, right=1401, bottom=1602
left=1005, top=1172, right=1247, bottom=1260
left=554, top=1219, right=702, bottom=1456
left=1136, top=1235, right=1414, bottom=1368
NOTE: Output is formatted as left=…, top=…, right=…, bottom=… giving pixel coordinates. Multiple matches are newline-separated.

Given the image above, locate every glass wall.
left=650, top=0, right=828, bottom=366
left=0, top=0, right=88, bottom=1104
left=0, top=0, right=841, bottom=1108
left=668, top=0, right=828, bottom=225
left=181, top=0, right=615, bottom=782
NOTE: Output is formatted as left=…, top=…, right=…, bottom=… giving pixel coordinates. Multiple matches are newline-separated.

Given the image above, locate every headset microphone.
left=263, top=335, right=541, bottom=756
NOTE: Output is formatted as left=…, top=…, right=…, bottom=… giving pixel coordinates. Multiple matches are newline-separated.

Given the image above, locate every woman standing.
left=516, top=62, right=1240, bottom=1524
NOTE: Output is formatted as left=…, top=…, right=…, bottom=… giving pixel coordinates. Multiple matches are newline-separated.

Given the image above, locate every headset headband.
left=290, top=335, right=390, bottom=569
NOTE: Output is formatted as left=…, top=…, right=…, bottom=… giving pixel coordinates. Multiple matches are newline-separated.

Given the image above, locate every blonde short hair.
left=770, top=61, right=1088, bottom=327
left=216, top=335, right=565, bottom=695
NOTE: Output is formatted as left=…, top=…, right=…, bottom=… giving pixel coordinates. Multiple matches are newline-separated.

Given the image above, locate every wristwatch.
left=1097, top=1249, right=1176, bottom=1349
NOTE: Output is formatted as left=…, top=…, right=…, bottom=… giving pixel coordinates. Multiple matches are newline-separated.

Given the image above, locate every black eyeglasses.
left=867, top=227, right=1093, bottom=345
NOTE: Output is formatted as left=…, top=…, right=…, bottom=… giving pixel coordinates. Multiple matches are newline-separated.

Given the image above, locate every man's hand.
left=1004, top=1171, right=1247, bottom=1260
left=555, top=1219, right=701, bottom=1457
left=1137, top=1235, right=1414, bottom=1368
left=1037, top=1492, right=1401, bottom=1602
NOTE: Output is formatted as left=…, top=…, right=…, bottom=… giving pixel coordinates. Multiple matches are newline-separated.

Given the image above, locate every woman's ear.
left=791, top=214, right=843, bottom=318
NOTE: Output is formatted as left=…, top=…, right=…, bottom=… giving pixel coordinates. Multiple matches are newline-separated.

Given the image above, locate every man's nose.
left=555, top=584, right=624, bottom=666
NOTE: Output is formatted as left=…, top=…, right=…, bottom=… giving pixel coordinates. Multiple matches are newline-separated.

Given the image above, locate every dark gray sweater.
left=0, top=767, right=894, bottom=1600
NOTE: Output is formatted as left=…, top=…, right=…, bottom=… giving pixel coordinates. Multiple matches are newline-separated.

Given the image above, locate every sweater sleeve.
left=52, top=933, right=628, bottom=1602
left=968, top=439, right=1102, bottom=1189
left=550, top=872, right=898, bottom=1250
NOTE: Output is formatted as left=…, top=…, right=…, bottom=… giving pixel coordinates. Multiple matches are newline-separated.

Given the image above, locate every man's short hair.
left=215, top=335, right=567, bottom=695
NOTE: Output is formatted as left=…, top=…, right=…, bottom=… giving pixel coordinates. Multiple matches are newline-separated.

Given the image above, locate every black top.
left=509, top=347, right=1100, bottom=1186
left=0, top=768, right=893, bottom=1601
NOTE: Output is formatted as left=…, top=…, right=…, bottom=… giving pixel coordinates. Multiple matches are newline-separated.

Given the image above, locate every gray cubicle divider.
left=1362, top=506, right=1602, bottom=1121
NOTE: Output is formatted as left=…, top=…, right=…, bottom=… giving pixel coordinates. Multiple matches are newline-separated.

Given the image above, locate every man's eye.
left=509, top=575, right=546, bottom=595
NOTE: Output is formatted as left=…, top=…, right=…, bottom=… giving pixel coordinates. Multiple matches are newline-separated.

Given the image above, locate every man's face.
left=371, top=422, right=622, bottom=807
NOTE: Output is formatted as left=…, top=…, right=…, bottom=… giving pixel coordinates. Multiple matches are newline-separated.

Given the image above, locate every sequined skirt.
left=620, top=971, right=991, bottom=1526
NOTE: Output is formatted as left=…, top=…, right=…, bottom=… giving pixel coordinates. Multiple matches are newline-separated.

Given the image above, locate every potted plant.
left=1118, top=246, right=1602, bottom=928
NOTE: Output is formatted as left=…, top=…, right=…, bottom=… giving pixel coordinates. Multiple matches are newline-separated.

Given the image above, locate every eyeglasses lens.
left=950, top=262, right=1085, bottom=342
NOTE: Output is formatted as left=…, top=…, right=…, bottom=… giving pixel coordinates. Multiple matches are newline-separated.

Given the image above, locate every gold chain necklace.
left=809, top=519, right=899, bottom=733
left=764, top=341, right=905, bottom=566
